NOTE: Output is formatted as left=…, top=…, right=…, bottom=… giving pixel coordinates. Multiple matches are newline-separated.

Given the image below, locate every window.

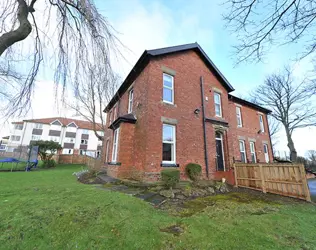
left=14, top=124, right=23, bottom=130
left=11, top=135, right=21, bottom=142
left=109, top=111, right=113, bottom=125
left=249, top=142, right=256, bottom=163
left=105, top=140, right=110, bottom=162
left=80, top=149, right=86, bottom=155
left=112, top=128, right=120, bottom=162
left=49, top=136, right=59, bottom=142
left=162, top=124, right=176, bottom=163
left=113, top=105, right=118, bottom=121
left=64, top=137, right=75, bottom=143
left=31, top=135, right=41, bottom=141
left=163, top=73, right=174, bottom=104
left=34, top=123, right=43, bottom=129
left=0, top=145, right=6, bottom=150
left=81, top=139, right=88, bottom=145
left=82, top=129, right=89, bottom=135
left=128, top=89, right=134, bottom=113
left=236, top=107, right=242, bottom=127
left=62, top=149, right=73, bottom=154
left=214, top=92, right=222, bottom=117
left=259, top=115, right=265, bottom=132
left=239, top=140, right=246, bottom=163
left=263, top=144, right=269, bottom=163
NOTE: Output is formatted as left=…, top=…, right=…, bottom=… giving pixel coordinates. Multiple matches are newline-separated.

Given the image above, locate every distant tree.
left=68, top=64, right=120, bottom=141
left=307, top=150, right=316, bottom=164
left=252, top=67, right=316, bottom=161
left=267, top=115, right=280, bottom=152
left=30, top=140, right=62, bottom=166
left=0, top=0, right=121, bottom=118
left=224, top=0, right=316, bottom=62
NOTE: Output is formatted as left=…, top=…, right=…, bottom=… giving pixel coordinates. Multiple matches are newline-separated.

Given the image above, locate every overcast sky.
left=1, top=0, right=315, bottom=156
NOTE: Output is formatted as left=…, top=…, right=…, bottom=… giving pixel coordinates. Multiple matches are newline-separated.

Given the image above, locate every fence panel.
left=234, top=163, right=311, bottom=202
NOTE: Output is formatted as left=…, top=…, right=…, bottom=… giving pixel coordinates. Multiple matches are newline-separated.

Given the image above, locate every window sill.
left=161, top=163, right=179, bottom=168
left=107, top=162, right=121, bottom=166
left=161, top=101, right=177, bottom=107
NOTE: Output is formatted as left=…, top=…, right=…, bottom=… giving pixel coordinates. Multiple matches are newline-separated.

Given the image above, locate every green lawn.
left=1, top=165, right=316, bottom=250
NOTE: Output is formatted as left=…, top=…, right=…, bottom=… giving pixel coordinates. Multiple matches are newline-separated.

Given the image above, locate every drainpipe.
left=200, top=76, right=209, bottom=178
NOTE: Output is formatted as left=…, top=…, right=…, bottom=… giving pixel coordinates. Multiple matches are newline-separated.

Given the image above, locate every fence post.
left=299, top=164, right=311, bottom=202
left=259, top=164, right=266, bottom=193
left=233, top=163, right=238, bottom=187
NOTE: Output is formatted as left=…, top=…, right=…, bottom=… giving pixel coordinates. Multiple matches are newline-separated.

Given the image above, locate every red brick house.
left=103, top=43, right=273, bottom=184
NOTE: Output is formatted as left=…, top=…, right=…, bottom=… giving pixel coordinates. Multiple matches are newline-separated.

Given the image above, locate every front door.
left=215, top=132, right=225, bottom=171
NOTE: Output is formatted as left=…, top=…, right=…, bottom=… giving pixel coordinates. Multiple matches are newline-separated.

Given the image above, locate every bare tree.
left=0, top=0, right=121, bottom=118
left=252, top=67, right=316, bottom=161
left=224, top=0, right=316, bottom=62
left=268, top=115, right=280, bottom=152
left=68, top=63, right=119, bottom=141
left=307, top=150, right=316, bottom=163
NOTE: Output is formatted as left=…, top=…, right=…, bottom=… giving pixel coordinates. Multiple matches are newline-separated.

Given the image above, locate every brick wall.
left=103, top=50, right=273, bottom=184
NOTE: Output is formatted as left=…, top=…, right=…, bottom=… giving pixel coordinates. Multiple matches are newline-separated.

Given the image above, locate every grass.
left=1, top=165, right=316, bottom=249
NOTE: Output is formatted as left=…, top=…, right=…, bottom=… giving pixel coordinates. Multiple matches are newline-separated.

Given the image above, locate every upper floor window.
left=128, top=89, right=134, bottom=113
left=50, top=136, right=59, bottom=142
left=81, top=139, right=88, bottom=145
left=236, top=107, right=242, bottom=127
left=259, top=115, right=265, bottom=132
left=249, top=141, right=256, bottom=163
left=11, top=135, right=21, bottom=142
left=32, top=135, right=41, bottom=141
left=64, top=137, right=75, bottom=143
left=214, top=92, right=222, bottom=117
left=14, top=124, right=23, bottom=130
left=82, top=129, right=89, bottom=135
left=109, top=111, right=113, bottom=125
left=35, top=123, right=43, bottom=129
left=162, top=124, right=176, bottom=163
left=163, top=73, right=174, bottom=104
left=239, top=140, right=246, bottom=163
left=113, top=105, right=118, bottom=121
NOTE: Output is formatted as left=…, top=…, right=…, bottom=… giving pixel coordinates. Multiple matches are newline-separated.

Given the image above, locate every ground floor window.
left=239, top=140, right=246, bottom=163
left=162, top=124, right=176, bottom=163
left=249, top=142, right=256, bottom=163
left=263, top=144, right=269, bottom=163
left=62, top=148, right=73, bottom=154
left=112, top=128, right=120, bottom=162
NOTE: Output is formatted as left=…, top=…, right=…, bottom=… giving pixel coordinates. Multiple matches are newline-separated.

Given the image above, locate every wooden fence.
left=58, top=154, right=102, bottom=170
left=233, top=163, right=311, bottom=202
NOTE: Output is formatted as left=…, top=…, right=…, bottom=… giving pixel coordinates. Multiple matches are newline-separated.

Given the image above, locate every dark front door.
left=215, top=133, right=224, bottom=171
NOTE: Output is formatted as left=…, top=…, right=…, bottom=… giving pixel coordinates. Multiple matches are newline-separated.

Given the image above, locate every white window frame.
left=81, top=139, right=88, bottom=145
left=214, top=92, right=222, bottom=117
left=49, top=136, right=59, bottom=142
left=31, top=135, right=41, bottom=141
left=34, top=123, right=43, bottom=129
left=128, top=88, right=134, bottom=113
left=162, top=124, right=176, bottom=164
left=64, top=137, right=75, bottom=143
left=249, top=141, right=256, bottom=163
left=111, top=128, right=120, bottom=162
left=263, top=144, right=269, bottom=163
left=239, top=140, right=247, bottom=163
left=11, top=135, right=21, bottom=142
left=236, top=107, right=243, bottom=127
left=259, top=115, right=265, bottom=132
left=113, top=104, right=118, bottom=121
left=109, top=111, right=113, bottom=125
left=14, top=124, right=23, bottom=130
left=105, top=139, right=110, bottom=162
left=163, top=73, right=174, bottom=104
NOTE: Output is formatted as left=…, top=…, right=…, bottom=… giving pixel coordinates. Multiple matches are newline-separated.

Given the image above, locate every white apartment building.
left=7, top=117, right=103, bottom=157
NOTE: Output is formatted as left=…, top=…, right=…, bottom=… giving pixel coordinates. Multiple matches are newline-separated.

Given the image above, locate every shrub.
left=44, top=159, right=56, bottom=168
left=185, top=163, right=202, bottom=181
left=161, top=169, right=180, bottom=189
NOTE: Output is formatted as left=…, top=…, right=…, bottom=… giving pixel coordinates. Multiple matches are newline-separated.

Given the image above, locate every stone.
left=176, top=194, right=186, bottom=200
left=219, top=184, right=230, bottom=193
left=159, top=189, right=175, bottom=198
left=207, top=187, right=215, bottom=194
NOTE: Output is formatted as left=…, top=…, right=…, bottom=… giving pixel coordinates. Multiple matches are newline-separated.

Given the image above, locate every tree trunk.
left=285, top=127, right=297, bottom=162
left=0, top=0, right=32, bottom=56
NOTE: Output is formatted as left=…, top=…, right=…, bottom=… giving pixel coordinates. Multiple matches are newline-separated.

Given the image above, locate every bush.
left=44, top=159, right=56, bottom=168
left=185, top=163, right=202, bottom=181
left=161, top=169, right=180, bottom=189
